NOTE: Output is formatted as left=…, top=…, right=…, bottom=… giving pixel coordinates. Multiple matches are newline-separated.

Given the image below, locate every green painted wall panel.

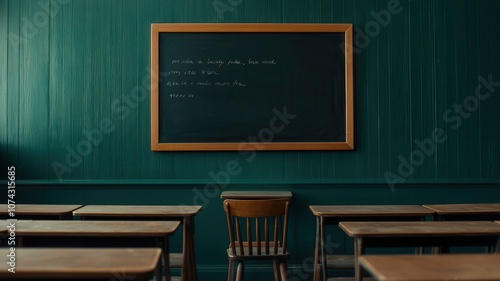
left=490, top=0, right=500, bottom=175
left=47, top=0, right=66, bottom=179
left=12, top=182, right=500, bottom=280
left=3, top=0, right=500, bottom=183
left=0, top=0, right=7, bottom=169
left=6, top=0, right=20, bottom=171
left=19, top=0, right=51, bottom=179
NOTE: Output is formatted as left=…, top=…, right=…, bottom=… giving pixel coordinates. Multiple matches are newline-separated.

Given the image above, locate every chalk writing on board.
left=165, top=57, right=278, bottom=98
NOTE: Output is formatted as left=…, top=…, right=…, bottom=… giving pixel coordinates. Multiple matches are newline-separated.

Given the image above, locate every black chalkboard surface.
left=151, top=24, right=354, bottom=151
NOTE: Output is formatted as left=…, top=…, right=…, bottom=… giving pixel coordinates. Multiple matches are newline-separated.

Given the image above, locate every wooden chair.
left=223, top=198, right=291, bottom=281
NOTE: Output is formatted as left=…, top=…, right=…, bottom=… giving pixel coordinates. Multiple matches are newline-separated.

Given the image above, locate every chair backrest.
left=223, top=198, right=291, bottom=257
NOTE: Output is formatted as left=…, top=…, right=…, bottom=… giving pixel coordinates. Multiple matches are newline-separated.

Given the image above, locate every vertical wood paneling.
left=0, top=0, right=8, bottom=168
left=137, top=0, right=173, bottom=179
left=388, top=0, right=411, bottom=178
left=422, top=0, right=439, bottom=179
left=157, top=1, right=224, bottom=180
left=489, top=0, right=500, bottom=176
left=476, top=0, right=493, bottom=179
left=65, top=0, right=86, bottom=179
left=285, top=151, right=324, bottom=180
left=18, top=0, right=50, bottom=178
left=442, top=0, right=465, bottom=179
left=376, top=0, right=394, bottom=178
left=3, top=0, right=500, bottom=183
left=434, top=0, right=449, bottom=180
left=352, top=0, right=381, bottom=179
left=48, top=0, right=67, bottom=180
left=411, top=0, right=437, bottom=180
left=172, top=1, right=226, bottom=23
left=237, top=0, right=282, bottom=23
left=330, top=0, right=356, bottom=179
left=6, top=0, right=21, bottom=170
left=94, top=0, right=122, bottom=179
left=134, top=0, right=160, bottom=179
left=456, top=0, right=475, bottom=179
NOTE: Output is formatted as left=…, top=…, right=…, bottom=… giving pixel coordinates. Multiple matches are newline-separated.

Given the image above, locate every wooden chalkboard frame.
left=151, top=23, right=354, bottom=151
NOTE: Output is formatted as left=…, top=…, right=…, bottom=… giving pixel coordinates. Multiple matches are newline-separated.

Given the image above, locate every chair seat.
left=227, top=247, right=289, bottom=260
left=169, top=252, right=183, bottom=268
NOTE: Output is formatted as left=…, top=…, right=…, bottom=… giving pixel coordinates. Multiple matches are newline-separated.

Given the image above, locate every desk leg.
left=431, top=214, right=450, bottom=254
left=313, top=216, right=321, bottom=281
left=164, top=237, right=171, bottom=281
left=416, top=217, right=425, bottom=254
left=154, top=257, right=162, bottom=281
left=354, top=237, right=364, bottom=281
left=494, top=237, right=500, bottom=253
left=157, top=237, right=171, bottom=281
left=183, top=216, right=198, bottom=281
left=320, top=217, right=327, bottom=281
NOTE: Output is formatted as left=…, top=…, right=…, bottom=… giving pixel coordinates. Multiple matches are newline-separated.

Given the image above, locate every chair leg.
left=273, top=260, right=281, bottom=281
left=228, top=259, right=235, bottom=281
left=236, top=261, right=244, bottom=281
left=279, top=259, right=289, bottom=281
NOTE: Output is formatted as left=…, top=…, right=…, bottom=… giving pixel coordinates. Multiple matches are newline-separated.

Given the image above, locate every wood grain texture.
left=0, top=204, right=82, bottom=215
left=9, top=219, right=180, bottom=236
left=309, top=205, right=434, bottom=217
left=0, top=248, right=161, bottom=279
left=423, top=203, right=500, bottom=215
left=73, top=204, right=202, bottom=217
left=0, top=0, right=7, bottom=167
left=150, top=23, right=354, bottom=151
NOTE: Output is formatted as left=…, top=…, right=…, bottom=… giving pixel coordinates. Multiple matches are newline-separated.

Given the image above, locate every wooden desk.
left=73, top=205, right=201, bottom=281
left=0, top=248, right=162, bottom=280
left=309, top=205, right=434, bottom=281
left=220, top=191, right=293, bottom=199
left=0, top=204, right=83, bottom=219
left=359, top=254, right=500, bottom=281
left=339, top=221, right=500, bottom=281
left=423, top=203, right=500, bottom=221
left=8, top=220, right=180, bottom=281
left=0, top=224, right=6, bottom=246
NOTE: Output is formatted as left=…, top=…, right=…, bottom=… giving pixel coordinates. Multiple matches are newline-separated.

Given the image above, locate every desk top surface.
left=359, top=254, right=500, bottom=281
left=0, top=204, right=83, bottom=215
left=0, top=248, right=161, bottom=278
left=220, top=191, right=293, bottom=199
left=339, top=221, right=500, bottom=237
left=73, top=205, right=202, bottom=217
left=423, top=203, right=500, bottom=215
left=6, top=220, right=180, bottom=237
left=309, top=205, right=434, bottom=217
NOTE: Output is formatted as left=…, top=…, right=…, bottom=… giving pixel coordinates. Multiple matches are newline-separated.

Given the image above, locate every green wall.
left=2, top=0, right=500, bottom=280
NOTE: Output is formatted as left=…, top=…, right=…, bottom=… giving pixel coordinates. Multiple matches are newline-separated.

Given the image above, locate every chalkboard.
left=151, top=24, right=354, bottom=151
